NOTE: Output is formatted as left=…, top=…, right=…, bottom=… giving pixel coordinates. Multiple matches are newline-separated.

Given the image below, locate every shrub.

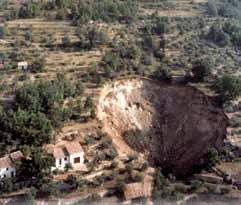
left=66, top=175, right=78, bottom=187
left=220, top=185, right=232, bottom=195
left=205, top=183, right=219, bottom=194
left=126, top=162, right=134, bottom=172
left=190, top=180, right=203, bottom=192
left=31, top=57, right=46, bottom=73
left=140, top=161, right=149, bottom=171
left=64, top=163, right=73, bottom=172
left=154, top=64, right=172, bottom=82
left=84, top=96, right=93, bottom=110
left=174, top=183, right=190, bottom=193
left=206, top=25, right=230, bottom=47
left=86, top=193, right=101, bottom=202
left=111, top=161, right=118, bottom=169
left=133, top=173, right=144, bottom=182
left=206, top=145, right=220, bottom=170
left=90, top=109, right=96, bottom=119
left=62, top=34, right=71, bottom=47
left=105, top=147, right=118, bottom=160
left=84, top=136, right=95, bottom=145
left=53, top=169, right=60, bottom=175
left=0, top=25, right=6, bottom=39
left=229, top=115, right=241, bottom=128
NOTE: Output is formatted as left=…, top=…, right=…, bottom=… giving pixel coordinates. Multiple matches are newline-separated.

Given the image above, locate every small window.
left=11, top=172, right=14, bottom=177
left=4, top=174, right=6, bottom=177
left=64, top=157, right=67, bottom=161
left=74, top=157, right=80, bottom=164
left=59, top=159, right=62, bottom=165
left=6, top=168, right=8, bottom=171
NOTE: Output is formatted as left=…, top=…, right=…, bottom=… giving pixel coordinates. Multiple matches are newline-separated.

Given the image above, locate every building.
left=17, top=61, right=28, bottom=71
left=123, top=175, right=153, bottom=204
left=51, top=142, right=84, bottom=171
left=0, top=151, right=23, bottom=178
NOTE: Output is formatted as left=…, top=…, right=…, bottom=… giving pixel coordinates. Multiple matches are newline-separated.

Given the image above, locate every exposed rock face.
left=97, top=78, right=228, bottom=177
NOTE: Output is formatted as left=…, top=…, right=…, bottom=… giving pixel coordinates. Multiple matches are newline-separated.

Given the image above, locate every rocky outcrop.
left=97, top=78, right=228, bottom=177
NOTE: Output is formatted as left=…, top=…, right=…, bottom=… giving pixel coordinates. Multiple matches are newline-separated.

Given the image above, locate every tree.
left=206, top=145, right=220, bottom=170
left=76, top=26, right=108, bottom=50
left=213, top=75, right=241, bottom=100
left=0, top=177, right=14, bottom=193
left=17, top=147, right=53, bottom=185
left=192, top=60, right=211, bottom=82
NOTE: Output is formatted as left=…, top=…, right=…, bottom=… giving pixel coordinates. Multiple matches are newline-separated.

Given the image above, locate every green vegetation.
left=213, top=75, right=241, bottom=100
left=76, top=26, right=108, bottom=50
left=0, top=0, right=241, bottom=200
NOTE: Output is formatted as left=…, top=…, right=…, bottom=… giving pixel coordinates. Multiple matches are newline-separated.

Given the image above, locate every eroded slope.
left=97, top=78, right=228, bottom=177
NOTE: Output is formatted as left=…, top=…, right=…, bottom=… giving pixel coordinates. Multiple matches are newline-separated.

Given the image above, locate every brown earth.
left=97, top=78, right=228, bottom=177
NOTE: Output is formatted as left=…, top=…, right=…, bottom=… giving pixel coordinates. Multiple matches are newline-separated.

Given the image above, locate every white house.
left=17, top=61, right=28, bottom=71
left=51, top=142, right=84, bottom=171
left=0, top=151, right=23, bottom=178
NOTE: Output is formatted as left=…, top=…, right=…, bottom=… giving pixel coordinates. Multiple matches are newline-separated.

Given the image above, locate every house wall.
left=0, top=167, right=16, bottom=178
left=17, top=63, right=27, bottom=71
left=54, top=157, right=69, bottom=170
left=69, top=152, right=84, bottom=168
left=52, top=152, right=84, bottom=171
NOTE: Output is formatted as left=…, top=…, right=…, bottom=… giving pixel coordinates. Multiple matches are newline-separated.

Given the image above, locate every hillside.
left=0, top=0, right=241, bottom=204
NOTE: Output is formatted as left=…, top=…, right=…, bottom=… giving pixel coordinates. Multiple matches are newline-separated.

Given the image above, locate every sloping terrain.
left=97, top=78, right=228, bottom=177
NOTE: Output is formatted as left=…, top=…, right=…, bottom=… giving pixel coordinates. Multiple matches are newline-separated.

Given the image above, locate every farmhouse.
left=0, top=151, right=23, bottom=178
left=51, top=142, right=84, bottom=171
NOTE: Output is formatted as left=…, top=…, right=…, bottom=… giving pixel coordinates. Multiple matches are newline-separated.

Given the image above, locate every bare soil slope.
left=97, top=78, right=228, bottom=177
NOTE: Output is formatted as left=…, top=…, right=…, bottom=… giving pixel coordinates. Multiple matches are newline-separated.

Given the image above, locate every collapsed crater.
left=97, top=78, right=228, bottom=177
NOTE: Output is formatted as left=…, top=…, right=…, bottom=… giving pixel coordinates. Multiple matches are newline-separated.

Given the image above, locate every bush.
left=31, top=57, right=46, bottom=73
left=105, top=147, right=118, bottom=160
left=62, top=34, right=71, bottom=47
left=133, top=173, right=144, bottom=182
left=84, top=136, right=95, bottom=145
left=174, top=183, right=190, bottom=193
left=84, top=96, right=93, bottom=110
left=140, top=161, right=149, bottom=171
left=190, top=180, right=203, bottom=192
left=229, top=115, right=241, bottom=128
left=206, top=25, right=230, bottom=47
left=66, top=175, right=77, bottom=187
left=90, top=109, right=96, bottom=119
left=64, top=163, right=73, bottom=172
left=206, top=145, right=220, bottom=170
left=110, top=161, right=118, bottom=169
left=0, top=25, right=6, bottom=39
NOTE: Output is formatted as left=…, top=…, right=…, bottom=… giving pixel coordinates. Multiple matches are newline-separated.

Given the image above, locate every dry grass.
left=144, top=9, right=199, bottom=16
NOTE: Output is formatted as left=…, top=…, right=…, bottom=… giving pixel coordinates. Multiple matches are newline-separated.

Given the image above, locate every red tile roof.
left=64, top=142, right=83, bottom=155
left=0, top=156, right=13, bottom=168
left=124, top=181, right=152, bottom=200
left=0, top=151, right=24, bottom=168
left=124, top=183, right=145, bottom=200
left=53, top=147, right=65, bottom=158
